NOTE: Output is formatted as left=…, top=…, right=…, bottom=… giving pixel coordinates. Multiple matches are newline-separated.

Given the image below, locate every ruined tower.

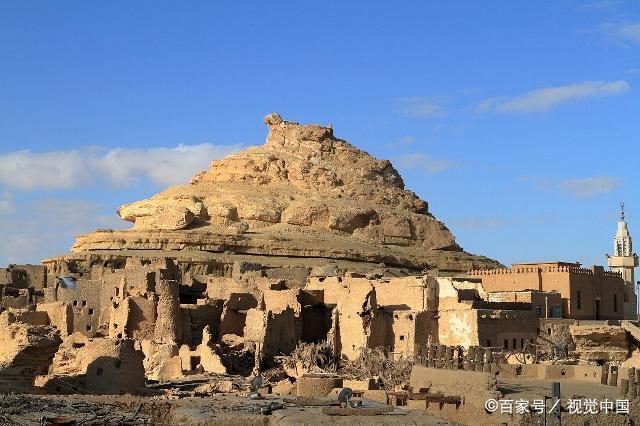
left=607, top=202, right=639, bottom=319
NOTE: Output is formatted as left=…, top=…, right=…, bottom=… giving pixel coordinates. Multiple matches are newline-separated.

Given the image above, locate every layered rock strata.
left=67, top=113, right=499, bottom=274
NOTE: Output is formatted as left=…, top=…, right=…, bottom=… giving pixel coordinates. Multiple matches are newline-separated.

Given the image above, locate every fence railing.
left=413, top=343, right=537, bottom=371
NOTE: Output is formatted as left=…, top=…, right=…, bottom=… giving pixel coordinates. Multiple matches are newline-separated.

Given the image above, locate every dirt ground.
left=0, top=393, right=457, bottom=426
left=2, top=378, right=630, bottom=425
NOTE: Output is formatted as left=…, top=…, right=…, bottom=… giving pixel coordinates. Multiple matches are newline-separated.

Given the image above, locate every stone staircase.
left=621, top=320, right=640, bottom=342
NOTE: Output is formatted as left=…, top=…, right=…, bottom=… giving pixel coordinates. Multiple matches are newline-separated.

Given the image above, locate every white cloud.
left=398, top=97, right=447, bottom=118
left=0, top=190, right=14, bottom=214
left=94, top=144, right=241, bottom=187
left=0, top=198, right=128, bottom=265
left=478, top=80, right=630, bottom=113
left=0, top=143, right=241, bottom=190
left=0, top=191, right=15, bottom=214
left=0, top=150, right=91, bottom=190
left=393, top=153, right=458, bottom=173
left=558, top=176, right=623, bottom=198
left=524, top=175, right=623, bottom=198
left=600, top=22, right=640, bottom=45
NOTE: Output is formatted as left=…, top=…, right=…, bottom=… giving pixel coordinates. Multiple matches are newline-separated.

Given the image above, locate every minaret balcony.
left=607, top=256, right=639, bottom=268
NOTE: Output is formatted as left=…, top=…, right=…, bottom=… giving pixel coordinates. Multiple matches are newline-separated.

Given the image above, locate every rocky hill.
left=69, top=113, right=499, bottom=273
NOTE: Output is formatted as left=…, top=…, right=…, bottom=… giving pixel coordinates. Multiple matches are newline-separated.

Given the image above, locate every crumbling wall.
left=436, top=276, right=482, bottom=346
left=0, top=315, right=62, bottom=393
left=109, top=294, right=158, bottom=341
left=204, top=276, right=273, bottom=303
left=219, top=307, right=248, bottom=339
left=410, top=365, right=498, bottom=407
left=73, top=284, right=101, bottom=335
left=37, top=333, right=146, bottom=395
left=0, top=268, right=21, bottom=286
left=336, top=281, right=378, bottom=360
left=36, top=302, right=73, bottom=337
left=263, top=288, right=301, bottom=315
left=390, top=311, right=423, bottom=356
left=372, top=276, right=436, bottom=311
left=178, top=326, right=227, bottom=374
left=3, top=309, right=49, bottom=326
left=438, top=305, right=537, bottom=349
left=109, top=297, right=131, bottom=339
left=570, top=324, right=628, bottom=362
left=536, top=318, right=576, bottom=360
left=476, top=309, right=536, bottom=350
left=262, top=307, right=298, bottom=360
left=300, top=303, right=333, bottom=343
left=1, top=286, right=30, bottom=309
left=487, top=290, right=562, bottom=318
left=125, top=296, right=157, bottom=340
left=154, top=272, right=182, bottom=344
left=308, top=275, right=438, bottom=358
left=436, top=277, right=537, bottom=349
left=0, top=264, right=46, bottom=290
left=438, top=308, right=478, bottom=347
left=243, top=306, right=298, bottom=365
left=181, top=301, right=223, bottom=346
left=141, top=340, right=182, bottom=381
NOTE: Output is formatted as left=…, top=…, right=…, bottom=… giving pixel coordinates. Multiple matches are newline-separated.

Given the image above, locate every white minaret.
left=607, top=202, right=639, bottom=319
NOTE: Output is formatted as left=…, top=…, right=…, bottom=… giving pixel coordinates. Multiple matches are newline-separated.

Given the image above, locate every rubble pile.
left=0, top=394, right=155, bottom=425
left=570, top=324, right=629, bottom=362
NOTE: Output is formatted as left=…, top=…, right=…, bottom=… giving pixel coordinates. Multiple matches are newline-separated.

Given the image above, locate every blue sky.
left=1, top=1, right=639, bottom=267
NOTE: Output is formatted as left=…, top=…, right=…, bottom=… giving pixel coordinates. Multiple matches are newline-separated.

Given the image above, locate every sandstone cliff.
left=70, top=113, right=499, bottom=272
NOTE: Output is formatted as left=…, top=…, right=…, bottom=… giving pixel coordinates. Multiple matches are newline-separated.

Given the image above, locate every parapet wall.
left=410, top=364, right=496, bottom=392
left=497, top=364, right=604, bottom=383
left=469, top=266, right=621, bottom=278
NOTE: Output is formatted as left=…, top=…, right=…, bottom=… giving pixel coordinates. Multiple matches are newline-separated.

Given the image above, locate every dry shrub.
left=275, top=341, right=338, bottom=375
left=339, top=347, right=412, bottom=390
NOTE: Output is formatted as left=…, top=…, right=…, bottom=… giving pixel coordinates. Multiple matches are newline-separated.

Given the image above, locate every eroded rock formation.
left=69, top=113, right=499, bottom=274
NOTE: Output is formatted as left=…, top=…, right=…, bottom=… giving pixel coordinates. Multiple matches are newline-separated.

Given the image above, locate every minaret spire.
left=607, top=201, right=639, bottom=319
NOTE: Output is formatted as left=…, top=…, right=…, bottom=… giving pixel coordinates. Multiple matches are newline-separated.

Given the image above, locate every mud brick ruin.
left=2, top=113, right=640, bottom=424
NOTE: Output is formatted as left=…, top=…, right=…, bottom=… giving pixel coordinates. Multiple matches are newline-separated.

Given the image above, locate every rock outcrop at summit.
left=116, top=113, right=452, bottom=247
left=71, top=113, right=499, bottom=272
